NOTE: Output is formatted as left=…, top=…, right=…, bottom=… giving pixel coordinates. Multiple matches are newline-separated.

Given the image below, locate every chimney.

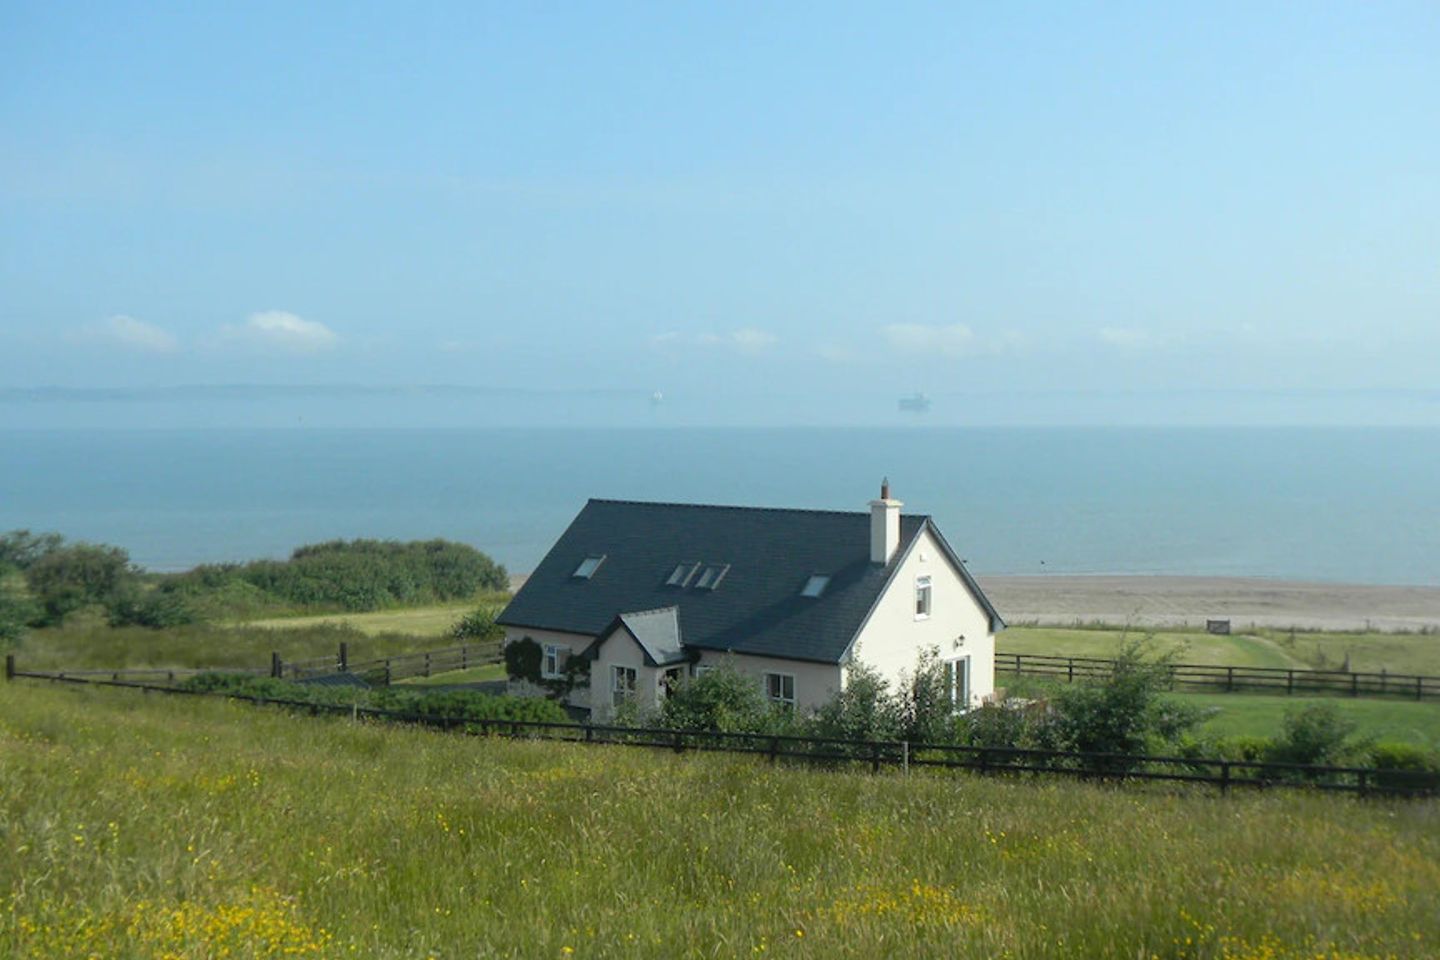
left=869, top=477, right=902, bottom=564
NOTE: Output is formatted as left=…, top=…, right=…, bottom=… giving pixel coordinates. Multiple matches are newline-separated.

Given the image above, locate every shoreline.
left=509, top=572, right=1440, bottom=632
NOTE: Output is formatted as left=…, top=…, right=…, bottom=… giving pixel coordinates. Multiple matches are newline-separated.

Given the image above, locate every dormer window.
left=666, top=562, right=700, bottom=587
left=800, top=575, right=830, bottom=598
left=695, top=564, right=729, bottom=590
left=573, top=555, right=605, bottom=579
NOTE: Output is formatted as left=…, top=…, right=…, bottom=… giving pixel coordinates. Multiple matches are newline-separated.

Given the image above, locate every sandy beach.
left=978, top=575, right=1440, bottom=632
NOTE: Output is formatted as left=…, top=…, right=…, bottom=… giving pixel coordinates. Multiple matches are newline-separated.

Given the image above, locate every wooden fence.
left=6, top=665, right=1436, bottom=798
left=996, top=651, right=1440, bottom=701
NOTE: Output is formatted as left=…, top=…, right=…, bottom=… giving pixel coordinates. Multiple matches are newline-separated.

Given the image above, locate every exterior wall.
left=847, top=528, right=996, bottom=707
left=589, top=627, right=668, bottom=721
left=500, top=625, right=594, bottom=709
left=690, top=650, right=845, bottom=715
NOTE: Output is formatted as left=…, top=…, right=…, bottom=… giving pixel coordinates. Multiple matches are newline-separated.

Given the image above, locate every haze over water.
left=3, top=426, right=1436, bottom=585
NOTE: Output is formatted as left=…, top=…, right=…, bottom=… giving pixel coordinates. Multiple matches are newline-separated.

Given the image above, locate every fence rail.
left=278, top=641, right=503, bottom=684
left=7, top=664, right=1435, bottom=799
left=996, top=650, right=1440, bottom=701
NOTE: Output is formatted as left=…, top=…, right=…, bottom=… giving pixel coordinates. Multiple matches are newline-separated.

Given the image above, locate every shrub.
left=1266, top=703, right=1358, bottom=767
left=25, top=543, right=135, bottom=625
left=1209, top=734, right=1273, bottom=763
left=453, top=608, right=503, bottom=644
left=504, top=636, right=544, bottom=684
left=657, top=660, right=782, bottom=734
left=1048, top=637, right=1203, bottom=770
left=811, top=662, right=901, bottom=743
left=895, top=647, right=958, bottom=744
left=0, top=530, right=65, bottom=572
left=106, top=585, right=198, bottom=629
left=1367, top=741, right=1440, bottom=792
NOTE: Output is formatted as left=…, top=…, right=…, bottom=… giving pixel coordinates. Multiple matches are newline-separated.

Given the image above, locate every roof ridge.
left=619, top=605, right=680, bottom=618
left=588, top=497, right=932, bottom=521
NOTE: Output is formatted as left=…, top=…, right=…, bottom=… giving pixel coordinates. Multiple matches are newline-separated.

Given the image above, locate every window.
left=542, top=644, right=564, bottom=679
left=915, top=576, right=932, bottom=619
left=666, top=562, right=699, bottom=587
left=695, top=563, right=729, bottom=590
left=573, top=555, right=605, bottom=579
left=942, top=657, right=971, bottom=709
left=611, top=665, right=637, bottom=708
left=693, top=664, right=714, bottom=678
left=800, top=575, right=830, bottom=598
left=764, top=672, right=795, bottom=710
left=660, top=666, right=684, bottom=698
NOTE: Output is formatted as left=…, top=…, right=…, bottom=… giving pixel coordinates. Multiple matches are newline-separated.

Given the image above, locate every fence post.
left=384, top=660, right=392, bottom=685
left=1418, top=677, right=1424, bottom=701
left=461, top=645, right=468, bottom=671
left=673, top=730, right=685, bottom=754
left=769, top=736, right=779, bottom=763
left=1287, top=670, right=1294, bottom=695
left=870, top=741, right=882, bottom=775
left=1220, top=761, right=1230, bottom=795
left=1226, top=666, right=1234, bottom=692
left=4, top=653, right=13, bottom=681
left=1014, top=653, right=1022, bottom=673
left=1351, top=673, right=1358, bottom=697
left=339, top=642, right=348, bottom=673
left=1357, top=768, right=1369, bottom=798
left=584, top=723, right=593, bottom=742
left=425, top=653, right=432, bottom=678
left=270, top=652, right=281, bottom=679
left=1067, top=658, right=1074, bottom=683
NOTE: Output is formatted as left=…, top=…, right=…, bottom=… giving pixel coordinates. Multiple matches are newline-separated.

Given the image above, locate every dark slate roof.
left=589, top=607, right=691, bottom=667
left=498, top=498, right=1003, bottom=664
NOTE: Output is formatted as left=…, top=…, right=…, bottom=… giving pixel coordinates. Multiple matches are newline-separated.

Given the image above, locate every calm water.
left=2, top=428, right=1437, bottom=584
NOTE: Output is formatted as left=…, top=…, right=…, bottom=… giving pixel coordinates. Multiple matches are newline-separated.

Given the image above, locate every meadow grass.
left=10, top=620, right=450, bottom=672
left=1001, top=625, right=1440, bottom=674
left=397, top=662, right=507, bottom=686
left=2, top=682, right=1438, bottom=959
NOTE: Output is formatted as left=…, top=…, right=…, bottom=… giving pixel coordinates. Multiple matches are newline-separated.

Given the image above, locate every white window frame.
left=943, top=656, right=971, bottom=710
left=915, top=575, right=933, bottom=620
left=764, top=672, right=796, bottom=710
left=611, top=665, right=638, bottom=708
left=542, top=644, right=564, bottom=679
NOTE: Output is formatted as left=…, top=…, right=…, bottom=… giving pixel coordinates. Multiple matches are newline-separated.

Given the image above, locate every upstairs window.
left=915, top=575, right=932, bottom=619
left=573, top=555, right=605, bottom=579
left=666, top=562, right=700, bottom=587
left=800, top=575, right=830, bottom=598
left=695, top=564, right=729, bottom=590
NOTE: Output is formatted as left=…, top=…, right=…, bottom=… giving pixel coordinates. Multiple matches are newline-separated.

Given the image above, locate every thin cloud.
left=651, top=328, right=778, bottom=354
left=224, top=311, right=339, bottom=353
left=75, top=315, right=179, bottom=354
left=882, top=323, right=976, bottom=358
left=1097, top=326, right=1150, bottom=348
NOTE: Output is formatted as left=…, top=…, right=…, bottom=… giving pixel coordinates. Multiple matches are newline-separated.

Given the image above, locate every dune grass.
left=241, top=592, right=508, bottom=638
left=1001, top=625, right=1440, bottom=675
left=3, top=681, right=1438, bottom=959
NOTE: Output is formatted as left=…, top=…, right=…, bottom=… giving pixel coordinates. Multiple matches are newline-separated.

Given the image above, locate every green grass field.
left=243, top=595, right=505, bottom=639
left=1002, top=625, right=1440, bottom=675
left=1187, top=693, right=1440, bottom=752
left=2, top=682, right=1437, bottom=959
left=397, top=663, right=507, bottom=687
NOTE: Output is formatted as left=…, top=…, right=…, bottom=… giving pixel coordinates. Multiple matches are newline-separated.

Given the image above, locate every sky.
left=2, top=1, right=1439, bottom=427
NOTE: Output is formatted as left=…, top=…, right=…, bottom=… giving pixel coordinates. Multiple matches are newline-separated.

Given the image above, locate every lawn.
left=1187, top=692, right=1440, bottom=752
left=3, top=682, right=1438, bottom=960
left=1001, top=625, right=1440, bottom=675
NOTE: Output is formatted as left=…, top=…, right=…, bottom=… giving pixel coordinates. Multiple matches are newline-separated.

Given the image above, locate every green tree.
left=1267, top=703, right=1358, bottom=767
left=0, top=530, right=65, bottom=572
left=812, top=662, right=902, bottom=743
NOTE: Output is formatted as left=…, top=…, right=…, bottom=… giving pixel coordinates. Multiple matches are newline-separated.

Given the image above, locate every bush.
left=811, top=662, right=901, bottom=743
left=1208, top=734, right=1273, bottom=763
left=453, top=608, right=503, bottom=644
left=504, top=636, right=544, bottom=683
left=1266, top=703, right=1358, bottom=767
left=25, top=543, right=135, bottom=625
left=106, top=586, right=198, bottom=629
left=1047, top=637, right=1203, bottom=770
left=1368, top=741, right=1440, bottom=792
left=0, top=530, right=65, bottom=572
left=657, top=660, right=784, bottom=734
left=895, top=647, right=957, bottom=744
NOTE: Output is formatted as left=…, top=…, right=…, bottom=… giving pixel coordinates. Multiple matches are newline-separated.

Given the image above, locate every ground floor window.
left=942, top=656, right=971, bottom=709
left=542, top=644, right=564, bottom=679
left=764, top=672, right=796, bottom=710
left=611, top=665, right=638, bottom=708
left=660, top=666, right=684, bottom=698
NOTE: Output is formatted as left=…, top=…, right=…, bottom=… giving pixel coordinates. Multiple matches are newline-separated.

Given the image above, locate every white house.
left=496, top=483, right=1005, bottom=720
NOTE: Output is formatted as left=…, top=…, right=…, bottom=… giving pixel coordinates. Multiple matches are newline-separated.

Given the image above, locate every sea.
left=1, top=427, right=1437, bottom=585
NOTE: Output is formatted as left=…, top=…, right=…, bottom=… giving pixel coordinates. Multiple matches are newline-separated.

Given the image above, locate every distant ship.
left=650, top=391, right=665, bottom=407
left=898, top=392, right=931, bottom=413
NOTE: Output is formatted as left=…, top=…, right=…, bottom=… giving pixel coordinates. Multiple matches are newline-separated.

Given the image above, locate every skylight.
left=695, top=564, right=729, bottom=590
left=666, top=562, right=699, bottom=587
left=800, top=575, right=830, bottom=598
left=572, top=555, right=605, bottom=579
